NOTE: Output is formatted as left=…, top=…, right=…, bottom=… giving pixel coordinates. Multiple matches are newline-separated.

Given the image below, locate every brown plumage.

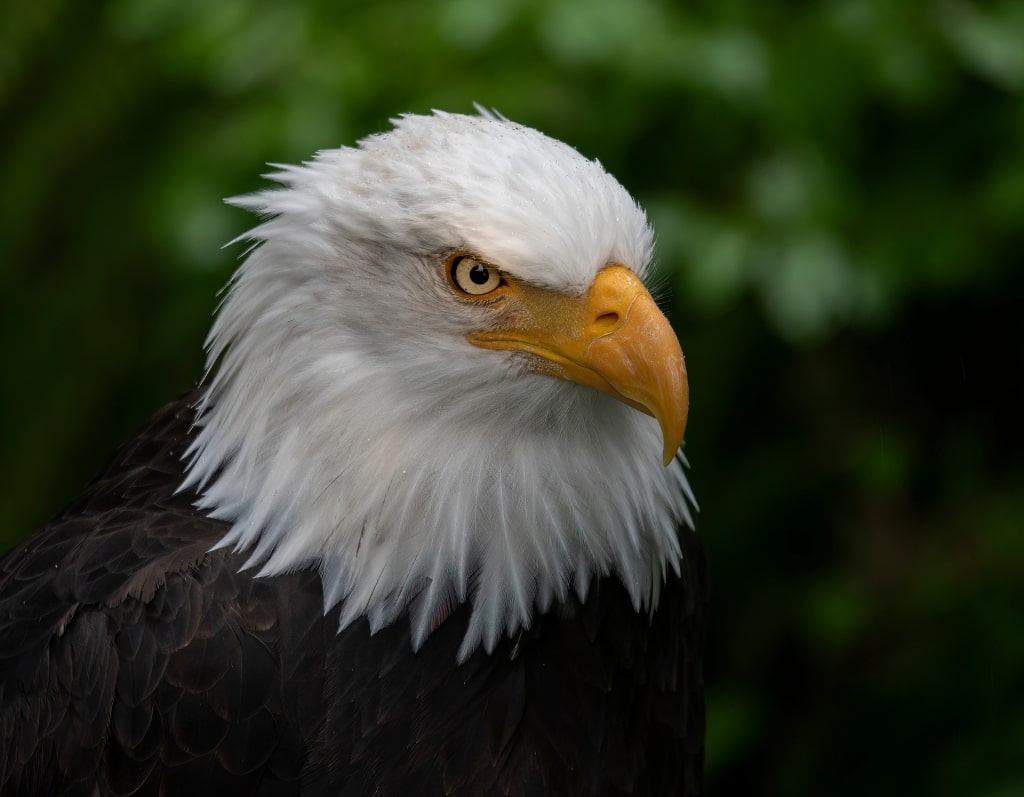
left=0, top=392, right=706, bottom=795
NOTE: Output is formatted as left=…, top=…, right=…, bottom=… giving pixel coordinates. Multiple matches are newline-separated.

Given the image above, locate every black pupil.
left=469, top=263, right=490, bottom=285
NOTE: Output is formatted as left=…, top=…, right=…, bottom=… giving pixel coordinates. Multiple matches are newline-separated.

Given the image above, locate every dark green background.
left=2, top=1, right=1022, bottom=794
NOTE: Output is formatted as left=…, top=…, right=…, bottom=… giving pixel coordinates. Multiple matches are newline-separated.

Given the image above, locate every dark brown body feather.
left=0, top=393, right=707, bottom=795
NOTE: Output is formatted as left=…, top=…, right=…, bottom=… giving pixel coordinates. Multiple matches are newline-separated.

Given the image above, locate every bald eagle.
left=0, top=111, right=706, bottom=796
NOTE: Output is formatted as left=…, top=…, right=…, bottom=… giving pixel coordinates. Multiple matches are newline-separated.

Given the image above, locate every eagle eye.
left=449, top=255, right=503, bottom=297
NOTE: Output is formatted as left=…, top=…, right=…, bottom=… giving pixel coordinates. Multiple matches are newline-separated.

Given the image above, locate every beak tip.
left=660, top=425, right=684, bottom=467
left=658, top=403, right=688, bottom=468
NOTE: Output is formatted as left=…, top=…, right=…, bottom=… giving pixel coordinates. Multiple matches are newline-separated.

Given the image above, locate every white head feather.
left=182, top=111, right=695, bottom=660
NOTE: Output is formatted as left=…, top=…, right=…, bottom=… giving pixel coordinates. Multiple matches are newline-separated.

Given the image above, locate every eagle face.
left=183, top=111, right=694, bottom=658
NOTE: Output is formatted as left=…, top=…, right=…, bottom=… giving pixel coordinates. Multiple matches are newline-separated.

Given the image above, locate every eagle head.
left=182, top=110, right=694, bottom=659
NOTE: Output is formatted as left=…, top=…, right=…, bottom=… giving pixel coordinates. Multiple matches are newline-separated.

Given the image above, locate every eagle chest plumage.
left=0, top=394, right=706, bottom=795
left=1, top=111, right=706, bottom=795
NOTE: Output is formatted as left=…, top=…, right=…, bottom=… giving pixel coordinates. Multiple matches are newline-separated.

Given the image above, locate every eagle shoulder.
left=0, top=393, right=328, bottom=794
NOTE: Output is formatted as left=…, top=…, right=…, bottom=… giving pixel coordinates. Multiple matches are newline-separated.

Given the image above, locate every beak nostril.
left=594, top=311, right=620, bottom=331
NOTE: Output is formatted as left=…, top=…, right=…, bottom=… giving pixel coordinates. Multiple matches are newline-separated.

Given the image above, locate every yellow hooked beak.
left=467, top=265, right=688, bottom=466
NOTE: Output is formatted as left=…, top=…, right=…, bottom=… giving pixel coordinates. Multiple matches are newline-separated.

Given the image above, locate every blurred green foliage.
left=1, top=1, right=1022, bottom=794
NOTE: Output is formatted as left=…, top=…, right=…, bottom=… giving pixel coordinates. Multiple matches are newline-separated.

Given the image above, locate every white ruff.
left=182, top=111, right=696, bottom=660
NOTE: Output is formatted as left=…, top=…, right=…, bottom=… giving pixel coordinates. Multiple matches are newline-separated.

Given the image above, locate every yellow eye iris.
left=450, top=255, right=503, bottom=296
